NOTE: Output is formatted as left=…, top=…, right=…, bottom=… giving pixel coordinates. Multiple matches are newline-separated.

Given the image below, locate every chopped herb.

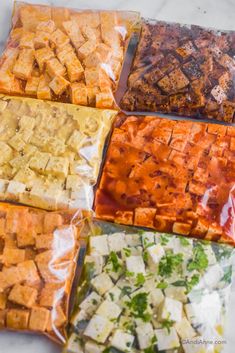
left=143, top=250, right=149, bottom=262
left=123, top=248, right=131, bottom=257
left=215, top=246, right=234, bottom=261
left=108, top=251, right=122, bottom=273
left=91, top=299, right=98, bottom=305
left=160, top=233, right=170, bottom=245
left=121, top=286, right=132, bottom=296
left=109, top=292, right=115, bottom=301
left=157, top=281, right=168, bottom=289
left=135, top=273, right=146, bottom=286
left=180, top=237, right=190, bottom=246
left=128, top=292, right=151, bottom=322
left=161, top=318, right=175, bottom=333
left=144, top=347, right=156, bottom=353
left=138, top=230, right=145, bottom=235
left=85, top=262, right=95, bottom=280
left=222, top=265, right=232, bottom=284
left=187, top=274, right=200, bottom=293
left=187, top=243, right=208, bottom=272
left=158, top=252, right=183, bottom=277
left=144, top=240, right=155, bottom=249
left=126, top=342, right=132, bottom=347
left=125, top=270, right=134, bottom=277
left=172, top=280, right=186, bottom=287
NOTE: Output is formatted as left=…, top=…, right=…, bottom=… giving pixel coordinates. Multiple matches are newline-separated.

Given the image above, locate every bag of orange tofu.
left=0, top=1, right=140, bottom=109
left=0, top=202, right=91, bottom=344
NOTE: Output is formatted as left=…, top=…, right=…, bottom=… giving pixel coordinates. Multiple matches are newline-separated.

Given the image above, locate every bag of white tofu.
left=0, top=2, right=140, bottom=109
left=65, top=221, right=234, bottom=353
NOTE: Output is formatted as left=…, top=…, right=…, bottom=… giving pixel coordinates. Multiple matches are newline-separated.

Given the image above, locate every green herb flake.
left=160, top=233, right=170, bottom=246
left=180, top=237, right=190, bottom=246
left=92, top=299, right=98, bottom=305
left=157, top=281, right=168, bottom=289
left=128, top=292, right=151, bottom=322
left=222, top=265, right=232, bottom=284
left=125, top=270, right=134, bottom=277
left=121, top=286, right=132, bottom=296
left=123, top=248, right=131, bottom=257
left=135, top=273, right=146, bottom=286
left=187, top=243, right=208, bottom=272
left=109, top=292, right=115, bottom=301
left=158, top=252, right=183, bottom=277
left=161, top=318, right=175, bottom=333
left=108, top=251, right=122, bottom=273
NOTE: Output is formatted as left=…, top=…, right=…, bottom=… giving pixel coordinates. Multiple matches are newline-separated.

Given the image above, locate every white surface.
left=0, top=0, right=235, bottom=352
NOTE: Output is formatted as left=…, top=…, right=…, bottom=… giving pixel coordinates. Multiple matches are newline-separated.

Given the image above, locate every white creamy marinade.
left=66, top=230, right=234, bottom=353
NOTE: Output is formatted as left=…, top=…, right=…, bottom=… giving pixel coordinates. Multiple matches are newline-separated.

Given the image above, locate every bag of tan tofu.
left=65, top=221, right=235, bottom=353
left=0, top=2, right=140, bottom=109
left=0, top=202, right=91, bottom=344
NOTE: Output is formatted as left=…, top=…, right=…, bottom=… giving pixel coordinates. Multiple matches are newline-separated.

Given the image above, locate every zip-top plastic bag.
left=0, top=1, right=140, bottom=109
left=95, top=114, right=235, bottom=244
left=65, top=221, right=234, bottom=353
left=0, top=95, right=117, bottom=210
left=0, top=202, right=91, bottom=344
left=120, top=19, right=235, bottom=123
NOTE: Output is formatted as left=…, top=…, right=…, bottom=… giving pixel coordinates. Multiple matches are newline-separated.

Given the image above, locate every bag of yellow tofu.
left=0, top=95, right=117, bottom=211
left=0, top=1, right=140, bottom=109
left=0, top=202, right=92, bottom=344
left=65, top=221, right=235, bottom=353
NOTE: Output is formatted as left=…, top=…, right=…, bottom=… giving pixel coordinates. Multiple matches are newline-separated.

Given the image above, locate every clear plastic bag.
left=65, top=221, right=234, bottom=353
left=120, top=19, right=235, bottom=123
left=0, top=94, right=117, bottom=210
left=95, top=114, right=235, bottom=244
left=0, top=202, right=91, bottom=344
left=0, top=2, right=140, bottom=109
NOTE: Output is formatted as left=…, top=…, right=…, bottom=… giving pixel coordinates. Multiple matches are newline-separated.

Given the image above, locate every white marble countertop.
left=0, top=0, right=235, bottom=352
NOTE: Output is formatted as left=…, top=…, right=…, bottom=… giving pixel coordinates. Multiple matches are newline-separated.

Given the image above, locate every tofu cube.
left=29, top=151, right=51, bottom=173
left=149, top=288, right=165, bottom=307
left=96, top=90, right=114, bottom=109
left=49, top=75, right=70, bottom=95
left=17, top=260, right=40, bottom=286
left=87, top=86, right=100, bottom=106
left=46, top=58, right=66, bottom=78
left=35, top=233, right=53, bottom=249
left=19, top=32, right=35, bottom=49
left=29, top=307, right=50, bottom=331
left=175, top=317, right=196, bottom=339
left=110, top=329, right=135, bottom=352
left=0, top=293, right=7, bottom=309
left=62, top=21, right=85, bottom=49
left=79, top=291, right=102, bottom=315
left=50, top=29, right=70, bottom=48
left=13, top=49, right=34, bottom=80
left=126, top=255, right=146, bottom=275
left=155, top=328, right=180, bottom=350
left=9, top=284, right=37, bottom=308
left=56, top=44, right=75, bottom=65
left=2, top=247, right=25, bottom=266
left=66, top=333, right=83, bottom=353
left=8, top=134, right=25, bottom=151
left=77, top=40, right=97, bottom=60
left=84, top=314, right=114, bottom=343
left=36, top=20, right=56, bottom=34
left=90, top=235, right=109, bottom=256
left=83, top=51, right=102, bottom=68
left=7, top=309, right=29, bottom=329
left=96, top=300, right=122, bottom=320
left=85, top=255, right=104, bottom=276
left=136, top=322, right=155, bottom=349
left=0, top=142, right=12, bottom=165
left=211, top=85, right=227, bottom=104
left=34, top=31, right=50, bottom=49
left=203, top=264, right=224, bottom=288
left=17, top=229, right=35, bottom=248
left=81, top=25, right=97, bottom=42
left=158, top=297, right=183, bottom=323
left=25, top=76, right=40, bottom=95
left=66, top=58, right=84, bottom=82
left=105, top=286, right=121, bottom=303
left=147, top=244, right=165, bottom=268
left=125, top=234, right=141, bottom=247
left=164, top=286, right=187, bottom=303
left=91, top=273, right=113, bottom=295
left=107, top=232, right=127, bottom=252
left=37, top=75, right=51, bottom=100
left=39, top=283, right=61, bottom=308
left=84, top=341, right=105, bottom=353
left=35, top=47, right=54, bottom=71
left=45, top=156, right=69, bottom=178
left=43, top=213, right=63, bottom=233
left=70, top=83, right=88, bottom=105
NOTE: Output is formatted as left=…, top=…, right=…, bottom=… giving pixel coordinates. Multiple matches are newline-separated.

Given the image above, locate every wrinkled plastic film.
left=0, top=202, right=92, bottom=343
left=0, top=2, right=140, bottom=109
left=120, top=19, right=235, bottom=123
left=95, top=115, right=235, bottom=244
left=65, top=221, right=234, bottom=353
left=0, top=95, right=117, bottom=211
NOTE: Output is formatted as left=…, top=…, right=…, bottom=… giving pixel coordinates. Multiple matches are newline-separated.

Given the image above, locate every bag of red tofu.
left=0, top=202, right=91, bottom=344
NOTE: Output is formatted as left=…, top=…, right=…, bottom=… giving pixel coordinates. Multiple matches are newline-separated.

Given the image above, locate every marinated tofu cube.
left=34, top=31, right=50, bottom=49
left=17, top=229, right=35, bottom=248
left=111, top=329, right=135, bottom=352
left=36, top=20, right=56, bottom=33
left=25, top=76, right=40, bottom=95
left=0, top=293, right=7, bottom=309
left=175, top=317, right=196, bottom=339
left=176, top=41, right=196, bottom=58
left=100, top=12, right=119, bottom=47
left=85, top=68, right=104, bottom=87
left=9, top=284, right=37, bottom=308
left=62, top=21, right=85, bottom=49
left=90, top=235, right=109, bottom=256
left=29, top=307, right=50, bottom=331
left=81, top=25, right=97, bottom=42
left=56, top=44, right=75, bottom=65
left=29, top=151, right=51, bottom=173
left=230, top=137, right=235, bottom=151
left=126, top=255, right=146, bottom=275
left=0, top=216, right=5, bottom=235
left=47, top=305, right=66, bottom=330
left=7, top=309, right=29, bottom=329
left=2, top=248, right=25, bottom=266
left=87, top=86, right=100, bottom=106
left=40, top=283, right=62, bottom=308
left=19, top=4, right=51, bottom=32
left=17, top=260, right=40, bottom=286
left=13, top=49, right=35, bottom=80
left=158, top=297, right=183, bottom=323
left=35, top=47, right=54, bottom=71
left=0, top=142, right=12, bottom=165
left=49, top=75, right=70, bottom=95
left=37, top=75, right=51, bottom=100
left=19, top=32, right=35, bottom=49
left=50, top=29, right=70, bottom=48
left=96, top=89, right=114, bottom=108
left=155, top=328, right=180, bottom=350
left=46, top=58, right=66, bottom=77
left=66, top=58, right=84, bottom=82
left=43, top=213, right=63, bottom=233
left=91, top=273, right=113, bottom=295
left=96, top=43, right=112, bottom=62
left=83, top=51, right=102, bottom=68
left=45, top=156, right=69, bottom=178
left=172, top=222, right=191, bottom=235
left=77, top=40, right=97, bottom=60
left=35, top=233, right=53, bottom=249
left=79, top=291, right=102, bottom=315
left=84, top=314, right=114, bottom=343
left=70, top=83, right=87, bottom=105
left=136, top=322, right=155, bottom=349
left=96, top=300, right=122, bottom=320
